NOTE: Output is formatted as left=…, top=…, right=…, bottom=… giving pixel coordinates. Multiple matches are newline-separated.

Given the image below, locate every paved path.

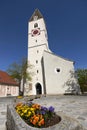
left=0, top=97, right=15, bottom=130
left=33, top=95, right=87, bottom=130
left=0, top=96, right=87, bottom=130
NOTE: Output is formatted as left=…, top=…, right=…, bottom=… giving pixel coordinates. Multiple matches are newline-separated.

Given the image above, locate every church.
left=24, top=9, right=81, bottom=96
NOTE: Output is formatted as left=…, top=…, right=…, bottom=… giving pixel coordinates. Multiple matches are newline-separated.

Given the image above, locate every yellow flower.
left=24, top=109, right=27, bottom=113
left=20, top=113, right=24, bottom=116
left=17, top=96, right=23, bottom=99
left=32, top=111, right=35, bottom=115
left=30, top=108, right=35, bottom=111
left=28, top=111, right=31, bottom=116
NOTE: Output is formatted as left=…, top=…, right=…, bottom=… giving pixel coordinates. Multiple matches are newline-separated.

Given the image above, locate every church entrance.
left=36, top=83, right=42, bottom=95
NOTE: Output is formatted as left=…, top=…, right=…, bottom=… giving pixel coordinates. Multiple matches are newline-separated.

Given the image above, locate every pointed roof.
left=0, top=70, right=19, bottom=86
left=29, top=9, right=43, bottom=22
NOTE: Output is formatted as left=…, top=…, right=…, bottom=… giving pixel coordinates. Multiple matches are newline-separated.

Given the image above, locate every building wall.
left=43, top=51, right=80, bottom=94
left=27, top=45, right=47, bottom=95
left=28, top=19, right=48, bottom=48
left=0, top=84, right=19, bottom=97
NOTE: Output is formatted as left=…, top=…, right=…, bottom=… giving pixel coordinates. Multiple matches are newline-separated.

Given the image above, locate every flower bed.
left=15, top=102, right=61, bottom=128
left=7, top=98, right=84, bottom=130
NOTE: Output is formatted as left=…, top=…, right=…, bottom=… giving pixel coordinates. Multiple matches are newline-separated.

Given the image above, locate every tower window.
left=34, top=23, right=38, bottom=28
left=35, top=40, right=37, bottom=42
left=33, top=16, right=38, bottom=21
left=37, top=50, right=39, bottom=53
left=37, top=70, right=39, bottom=73
left=36, top=60, right=38, bottom=64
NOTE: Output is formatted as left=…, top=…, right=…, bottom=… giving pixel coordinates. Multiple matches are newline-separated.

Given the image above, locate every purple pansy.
left=41, top=110, right=46, bottom=115
left=49, top=106, right=55, bottom=112
left=41, top=106, right=48, bottom=111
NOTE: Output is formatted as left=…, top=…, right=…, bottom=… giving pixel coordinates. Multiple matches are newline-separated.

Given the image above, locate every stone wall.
left=6, top=103, right=84, bottom=130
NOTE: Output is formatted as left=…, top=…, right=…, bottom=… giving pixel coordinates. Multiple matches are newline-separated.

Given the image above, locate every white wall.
left=28, top=19, right=48, bottom=49
left=43, top=51, right=80, bottom=94
left=26, top=17, right=49, bottom=95
left=0, top=84, right=19, bottom=97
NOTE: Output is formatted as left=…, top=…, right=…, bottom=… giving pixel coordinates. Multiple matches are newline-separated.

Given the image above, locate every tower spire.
left=29, top=9, right=43, bottom=22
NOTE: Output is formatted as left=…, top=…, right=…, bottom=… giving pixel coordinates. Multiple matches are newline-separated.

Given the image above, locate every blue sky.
left=0, top=0, right=87, bottom=71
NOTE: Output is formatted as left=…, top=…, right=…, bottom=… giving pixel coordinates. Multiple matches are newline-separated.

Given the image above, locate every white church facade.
left=24, top=9, right=81, bottom=95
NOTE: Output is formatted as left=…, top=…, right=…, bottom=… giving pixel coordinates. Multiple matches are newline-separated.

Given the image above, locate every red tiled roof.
left=0, top=70, right=19, bottom=86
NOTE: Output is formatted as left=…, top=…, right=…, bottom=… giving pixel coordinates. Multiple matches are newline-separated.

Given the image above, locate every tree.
left=7, top=58, right=33, bottom=95
left=76, top=69, right=87, bottom=93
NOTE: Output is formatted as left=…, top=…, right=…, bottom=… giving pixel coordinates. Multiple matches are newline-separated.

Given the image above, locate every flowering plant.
left=15, top=102, right=59, bottom=128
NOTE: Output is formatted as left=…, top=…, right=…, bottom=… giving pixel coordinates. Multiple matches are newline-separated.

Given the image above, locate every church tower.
left=26, top=9, right=49, bottom=95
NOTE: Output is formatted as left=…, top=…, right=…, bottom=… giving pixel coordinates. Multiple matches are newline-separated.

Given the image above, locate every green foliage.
left=7, top=62, right=22, bottom=81
left=7, top=58, right=33, bottom=95
left=76, top=69, right=87, bottom=93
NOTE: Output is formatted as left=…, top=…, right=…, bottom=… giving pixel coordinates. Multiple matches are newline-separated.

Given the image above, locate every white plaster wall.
left=28, top=19, right=48, bottom=48
left=11, top=86, right=19, bottom=96
left=43, top=51, right=79, bottom=94
left=27, top=45, right=47, bottom=95
left=0, top=84, right=19, bottom=97
left=0, top=85, right=6, bottom=97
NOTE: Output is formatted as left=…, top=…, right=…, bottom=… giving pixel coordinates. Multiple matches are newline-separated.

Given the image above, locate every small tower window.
left=35, top=40, right=37, bottom=42
left=36, top=60, right=38, bottom=64
left=37, top=50, right=39, bottom=53
left=37, top=70, right=39, bottom=73
left=33, top=16, right=38, bottom=21
left=34, top=23, right=38, bottom=28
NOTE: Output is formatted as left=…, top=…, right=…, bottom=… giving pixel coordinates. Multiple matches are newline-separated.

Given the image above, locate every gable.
left=29, top=9, right=43, bottom=22
left=43, top=50, right=74, bottom=64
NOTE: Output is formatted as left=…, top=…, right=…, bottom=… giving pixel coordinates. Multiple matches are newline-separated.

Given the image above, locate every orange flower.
left=30, top=115, right=39, bottom=123
left=30, top=114, right=44, bottom=127
left=32, top=119, right=37, bottom=125
left=33, top=115, right=36, bottom=118
left=38, top=118, right=44, bottom=126
left=32, top=104, right=41, bottom=109
left=30, top=118, right=33, bottom=123
left=16, top=102, right=23, bottom=107
left=35, top=116, right=39, bottom=122
left=40, top=119, right=45, bottom=125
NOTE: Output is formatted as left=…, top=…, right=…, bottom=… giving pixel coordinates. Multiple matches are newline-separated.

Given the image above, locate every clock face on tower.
left=31, top=28, right=40, bottom=36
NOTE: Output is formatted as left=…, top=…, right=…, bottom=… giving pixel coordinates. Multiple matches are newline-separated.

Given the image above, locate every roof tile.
left=0, top=70, right=19, bottom=86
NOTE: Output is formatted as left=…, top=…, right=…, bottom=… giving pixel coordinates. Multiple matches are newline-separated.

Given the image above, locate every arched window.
left=34, top=23, right=38, bottom=28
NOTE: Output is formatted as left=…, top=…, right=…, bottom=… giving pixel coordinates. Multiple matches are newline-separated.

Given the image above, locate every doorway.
left=36, top=83, right=42, bottom=95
